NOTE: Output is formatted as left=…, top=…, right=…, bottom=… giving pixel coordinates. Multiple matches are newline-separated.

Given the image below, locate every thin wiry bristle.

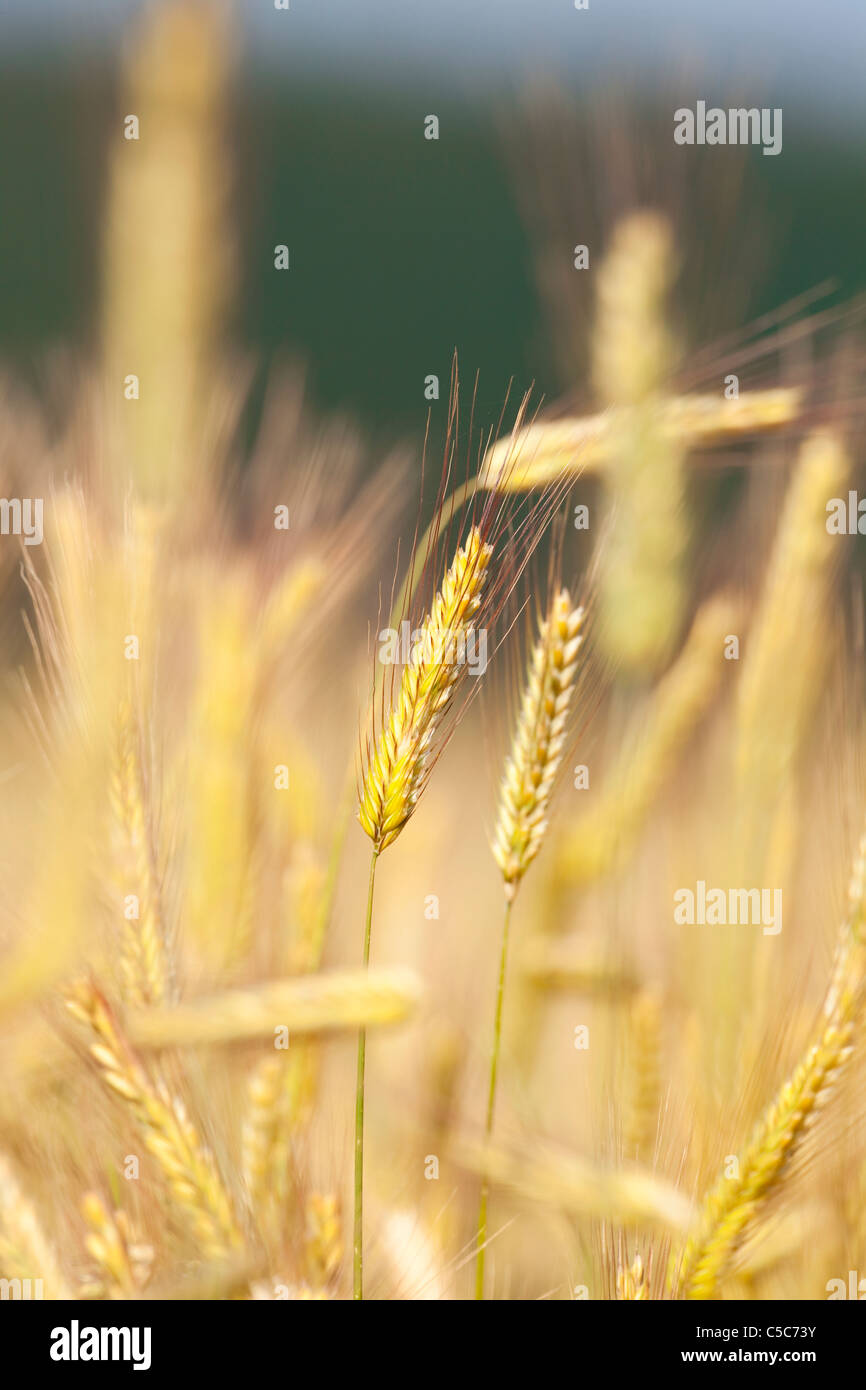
left=492, top=588, right=583, bottom=898
left=359, top=525, right=492, bottom=852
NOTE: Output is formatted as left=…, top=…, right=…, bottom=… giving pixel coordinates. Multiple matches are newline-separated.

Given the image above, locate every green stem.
left=354, top=848, right=379, bottom=1301
left=475, top=894, right=513, bottom=1300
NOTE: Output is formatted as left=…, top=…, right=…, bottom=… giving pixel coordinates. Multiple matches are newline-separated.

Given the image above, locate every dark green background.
left=1, top=55, right=864, bottom=449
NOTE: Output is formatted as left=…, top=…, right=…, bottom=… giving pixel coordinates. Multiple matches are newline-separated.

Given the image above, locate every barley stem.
left=475, top=895, right=513, bottom=1300
left=354, top=847, right=379, bottom=1300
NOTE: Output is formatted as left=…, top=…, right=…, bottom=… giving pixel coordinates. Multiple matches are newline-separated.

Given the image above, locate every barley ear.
left=67, top=981, right=243, bottom=1261
left=672, top=830, right=866, bottom=1299
left=492, top=589, right=583, bottom=898
left=359, top=525, right=492, bottom=852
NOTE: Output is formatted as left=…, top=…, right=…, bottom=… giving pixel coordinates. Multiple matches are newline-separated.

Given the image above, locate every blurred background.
left=2, top=0, right=866, bottom=1304
left=2, top=0, right=865, bottom=440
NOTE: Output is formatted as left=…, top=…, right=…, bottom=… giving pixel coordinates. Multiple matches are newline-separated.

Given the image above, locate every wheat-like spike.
left=110, top=699, right=170, bottom=1009
left=736, top=431, right=850, bottom=872
left=593, top=212, right=688, bottom=673
left=519, top=942, right=639, bottom=995
left=0, top=1152, right=71, bottom=1299
left=593, top=211, right=676, bottom=409
left=241, top=1044, right=317, bottom=1230
left=359, top=526, right=492, bottom=851
left=66, top=981, right=243, bottom=1261
left=677, top=1018, right=856, bottom=1300
left=305, top=1193, right=343, bottom=1290
left=127, top=966, right=421, bottom=1046
left=478, top=389, right=802, bottom=491
left=79, top=1191, right=153, bottom=1299
left=239, top=838, right=331, bottom=1234
left=673, top=832, right=866, bottom=1299
left=241, top=1055, right=291, bottom=1228
left=624, top=989, right=663, bottom=1162
left=102, top=0, right=232, bottom=507
left=455, top=1136, right=693, bottom=1235
left=492, top=589, right=583, bottom=898
left=616, top=1254, right=649, bottom=1300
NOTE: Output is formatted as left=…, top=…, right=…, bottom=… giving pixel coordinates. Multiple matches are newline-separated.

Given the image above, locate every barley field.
left=1, top=0, right=866, bottom=1307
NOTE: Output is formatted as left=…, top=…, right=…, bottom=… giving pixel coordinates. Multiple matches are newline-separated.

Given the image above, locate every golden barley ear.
left=492, top=588, right=584, bottom=898
left=358, top=525, right=492, bottom=852
left=66, top=980, right=243, bottom=1262
left=671, top=829, right=866, bottom=1300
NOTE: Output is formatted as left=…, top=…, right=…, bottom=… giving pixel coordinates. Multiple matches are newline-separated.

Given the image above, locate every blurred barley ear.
left=127, top=967, right=422, bottom=1046
left=477, top=389, right=802, bottom=491
left=733, top=429, right=851, bottom=1068
left=79, top=1191, right=153, bottom=1299
left=672, top=829, right=866, bottom=1299
left=101, top=0, right=234, bottom=507
left=240, top=767, right=353, bottom=1244
left=3, top=491, right=127, bottom=1020
left=456, top=1136, right=693, bottom=1237
left=183, top=569, right=258, bottom=972
left=736, top=430, right=851, bottom=875
left=242, top=1047, right=316, bottom=1241
left=0, top=1153, right=71, bottom=1299
left=111, top=698, right=171, bottom=1009
left=593, top=211, right=688, bottom=676
left=304, top=1193, right=343, bottom=1291
left=555, top=593, right=740, bottom=888
left=624, top=990, right=662, bottom=1163
left=67, top=980, right=244, bottom=1262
